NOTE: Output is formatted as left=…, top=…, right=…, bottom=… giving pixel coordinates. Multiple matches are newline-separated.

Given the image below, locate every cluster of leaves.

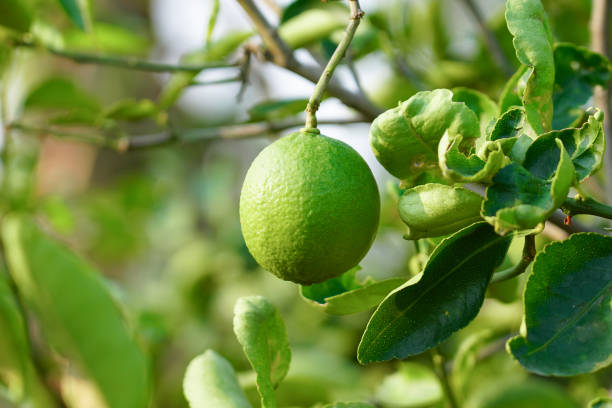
left=303, top=0, right=612, bottom=385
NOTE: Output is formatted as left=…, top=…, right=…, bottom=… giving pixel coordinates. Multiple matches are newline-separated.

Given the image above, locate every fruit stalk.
left=491, top=235, right=536, bottom=284
left=304, top=0, right=365, bottom=129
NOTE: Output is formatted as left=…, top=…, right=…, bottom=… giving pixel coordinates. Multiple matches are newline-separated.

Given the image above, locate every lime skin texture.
left=239, top=130, right=380, bottom=285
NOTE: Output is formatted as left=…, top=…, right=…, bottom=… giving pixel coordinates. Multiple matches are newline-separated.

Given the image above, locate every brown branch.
left=459, top=0, right=514, bottom=77
left=235, top=0, right=382, bottom=120
left=590, top=0, right=612, bottom=205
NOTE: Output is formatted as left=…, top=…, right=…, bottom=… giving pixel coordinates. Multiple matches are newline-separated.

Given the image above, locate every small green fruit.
left=239, top=130, right=380, bottom=285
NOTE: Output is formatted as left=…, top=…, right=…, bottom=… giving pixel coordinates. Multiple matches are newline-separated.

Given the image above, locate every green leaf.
left=482, top=138, right=574, bottom=234
left=553, top=43, right=611, bottom=129
left=158, top=31, right=252, bottom=110
left=233, top=296, right=291, bottom=408
left=0, top=0, right=33, bottom=32
left=300, top=267, right=405, bottom=315
left=398, top=183, right=483, bottom=239
left=2, top=215, right=150, bottom=408
left=499, top=65, right=528, bottom=115
left=103, top=98, right=158, bottom=121
left=590, top=397, right=612, bottom=408
left=183, top=350, right=251, bottom=408
left=248, top=98, right=308, bottom=122
left=25, top=77, right=100, bottom=112
left=279, top=8, right=346, bottom=50
left=471, top=380, right=576, bottom=408
left=358, top=222, right=511, bottom=363
left=450, top=329, right=497, bottom=401
left=63, top=22, right=150, bottom=55
left=375, top=362, right=443, bottom=407
left=505, top=0, right=555, bottom=133
left=525, top=110, right=605, bottom=182
left=438, top=133, right=507, bottom=183
left=0, top=270, right=56, bottom=407
left=323, top=403, right=376, bottom=408
left=451, top=87, right=498, bottom=138
left=508, top=233, right=612, bottom=376
left=488, top=108, right=535, bottom=165
left=370, top=89, right=480, bottom=181
left=57, top=0, right=91, bottom=31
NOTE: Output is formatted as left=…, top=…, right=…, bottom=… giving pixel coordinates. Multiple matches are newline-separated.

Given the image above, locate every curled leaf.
left=398, top=183, right=483, bottom=239
left=505, top=0, right=555, bottom=133
left=369, top=89, right=479, bottom=181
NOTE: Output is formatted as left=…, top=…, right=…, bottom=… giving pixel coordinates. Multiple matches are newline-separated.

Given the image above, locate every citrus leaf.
left=525, top=109, right=605, bottom=182
left=590, top=397, right=612, bottom=408
left=438, top=132, right=507, bottom=183
left=482, top=138, right=574, bottom=234
left=57, top=0, right=91, bottom=31
left=158, top=31, right=252, bottom=110
left=0, top=270, right=56, bottom=407
left=450, top=329, right=497, bottom=401
left=374, top=362, right=443, bottom=407
left=279, top=8, right=346, bottom=50
left=0, top=0, right=33, bottom=32
left=398, top=183, right=483, bottom=239
left=370, top=89, right=480, bottom=181
left=25, top=77, right=100, bottom=112
left=553, top=43, right=611, bottom=129
left=488, top=107, right=533, bottom=163
left=451, top=87, right=498, bottom=138
left=2, top=215, right=150, bottom=408
left=248, top=99, right=308, bottom=122
left=300, top=267, right=405, bottom=315
left=472, top=380, right=576, bottom=408
left=183, top=350, right=251, bottom=408
left=323, top=403, right=376, bottom=408
left=233, top=296, right=291, bottom=408
left=506, top=0, right=555, bottom=133
left=499, top=65, right=528, bottom=115
left=358, top=222, right=511, bottom=363
left=103, top=98, right=158, bottom=121
left=508, top=233, right=612, bottom=376
left=63, top=22, right=150, bottom=55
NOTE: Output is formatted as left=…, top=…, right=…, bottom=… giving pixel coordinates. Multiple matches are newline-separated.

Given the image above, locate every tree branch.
left=9, top=118, right=369, bottom=151
left=562, top=196, right=612, bottom=221
left=590, top=0, right=612, bottom=205
left=235, top=0, right=382, bottom=120
left=491, top=234, right=536, bottom=284
left=12, top=38, right=237, bottom=72
left=305, top=0, right=365, bottom=129
left=459, top=0, right=513, bottom=77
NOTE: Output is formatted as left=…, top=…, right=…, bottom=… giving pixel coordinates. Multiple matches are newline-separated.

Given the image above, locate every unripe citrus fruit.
left=239, top=129, right=380, bottom=285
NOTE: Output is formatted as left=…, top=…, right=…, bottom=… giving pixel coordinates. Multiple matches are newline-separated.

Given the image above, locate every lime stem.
left=304, top=0, right=365, bottom=129
left=562, top=196, right=612, bottom=220
left=491, top=235, right=536, bottom=284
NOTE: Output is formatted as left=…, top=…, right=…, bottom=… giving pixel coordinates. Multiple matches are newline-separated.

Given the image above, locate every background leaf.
left=0, top=270, right=56, bottom=407
left=233, top=296, right=291, bottom=408
left=248, top=99, right=308, bottom=122
left=183, top=350, right=251, bottom=408
left=0, top=0, right=33, bottom=32
left=374, top=362, right=443, bottom=407
left=358, top=223, right=511, bottom=363
left=590, top=397, right=612, bottom=408
left=57, top=0, right=91, bottom=31
left=508, top=233, right=612, bottom=376
left=2, top=215, right=150, bottom=408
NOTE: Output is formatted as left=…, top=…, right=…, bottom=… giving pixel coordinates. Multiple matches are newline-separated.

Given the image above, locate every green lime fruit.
left=239, top=129, right=380, bottom=285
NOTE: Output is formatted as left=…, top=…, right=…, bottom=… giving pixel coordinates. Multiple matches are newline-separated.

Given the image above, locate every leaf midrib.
left=362, top=234, right=506, bottom=356
left=526, top=274, right=612, bottom=356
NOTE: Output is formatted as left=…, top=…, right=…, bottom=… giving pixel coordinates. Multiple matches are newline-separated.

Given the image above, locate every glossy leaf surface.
left=508, top=233, right=612, bottom=376
left=358, top=223, right=511, bottom=363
